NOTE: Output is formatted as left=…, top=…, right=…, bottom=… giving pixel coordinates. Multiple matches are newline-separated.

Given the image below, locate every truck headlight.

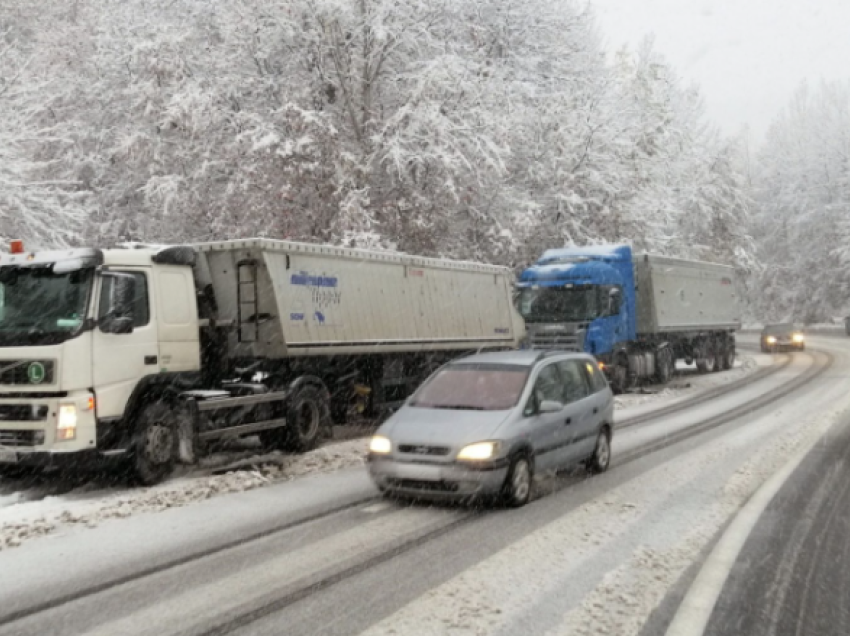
left=766, top=336, right=777, bottom=344
left=57, top=404, right=77, bottom=440
left=457, top=441, right=500, bottom=461
left=369, top=435, right=392, bottom=454
left=792, top=333, right=804, bottom=343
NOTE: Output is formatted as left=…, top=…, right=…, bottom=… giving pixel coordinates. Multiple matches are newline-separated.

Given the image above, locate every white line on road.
left=664, top=413, right=841, bottom=636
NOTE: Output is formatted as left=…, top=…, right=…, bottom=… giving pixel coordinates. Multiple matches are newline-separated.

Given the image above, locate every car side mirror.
left=539, top=400, right=564, bottom=414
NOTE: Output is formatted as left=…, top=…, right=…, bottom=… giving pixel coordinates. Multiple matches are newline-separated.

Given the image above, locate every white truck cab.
left=0, top=243, right=199, bottom=474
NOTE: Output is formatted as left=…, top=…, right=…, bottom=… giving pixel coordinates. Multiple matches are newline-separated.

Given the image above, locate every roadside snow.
left=0, top=438, right=367, bottom=551
left=615, top=355, right=759, bottom=411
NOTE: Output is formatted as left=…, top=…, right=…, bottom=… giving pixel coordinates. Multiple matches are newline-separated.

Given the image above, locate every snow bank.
left=0, top=439, right=367, bottom=551
left=615, top=355, right=758, bottom=410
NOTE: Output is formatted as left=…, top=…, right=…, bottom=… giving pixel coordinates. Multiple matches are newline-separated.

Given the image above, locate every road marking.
left=665, top=418, right=837, bottom=636
left=362, top=502, right=391, bottom=514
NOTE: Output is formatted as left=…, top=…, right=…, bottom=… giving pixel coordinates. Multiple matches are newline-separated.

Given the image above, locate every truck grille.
left=0, top=405, right=49, bottom=422
left=527, top=325, right=587, bottom=352
left=0, top=360, right=55, bottom=385
left=0, top=429, right=44, bottom=447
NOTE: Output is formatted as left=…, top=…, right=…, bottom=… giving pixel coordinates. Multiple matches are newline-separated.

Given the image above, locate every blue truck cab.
left=516, top=244, right=636, bottom=359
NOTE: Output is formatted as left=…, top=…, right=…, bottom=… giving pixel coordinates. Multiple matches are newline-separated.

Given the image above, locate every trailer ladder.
left=236, top=260, right=259, bottom=343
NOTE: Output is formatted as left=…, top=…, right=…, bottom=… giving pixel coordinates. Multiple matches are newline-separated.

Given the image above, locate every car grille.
left=398, top=444, right=451, bottom=457
left=0, top=360, right=55, bottom=385
left=388, top=478, right=459, bottom=492
left=0, top=429, right=44, bottom=447
left=0, top=404, right=48, bottom=422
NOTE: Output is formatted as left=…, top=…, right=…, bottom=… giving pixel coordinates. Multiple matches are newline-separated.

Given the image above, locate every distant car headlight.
left=766, top=336, right=777, bottom=344
left=457, top=441, right=500, bottom=461
left=792, top=333, right=804, bottom=343
left=369, top=435, right=392, bottom=454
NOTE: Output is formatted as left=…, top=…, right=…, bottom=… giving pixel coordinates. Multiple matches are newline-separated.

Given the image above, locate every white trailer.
left=0, top=239, right=524, bottom=483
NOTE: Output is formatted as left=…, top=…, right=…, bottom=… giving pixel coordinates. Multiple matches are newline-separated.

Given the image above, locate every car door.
left=92, top=269, right=160, bottom=420
left=522, top=362, right=571, bottom=473
left=555, top=359, right=596, bottom=467
left=580, top=358, right=613, bottom=455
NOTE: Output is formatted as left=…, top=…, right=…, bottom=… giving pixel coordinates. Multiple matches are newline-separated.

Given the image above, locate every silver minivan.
left=367, top=350, right=614, bottom=507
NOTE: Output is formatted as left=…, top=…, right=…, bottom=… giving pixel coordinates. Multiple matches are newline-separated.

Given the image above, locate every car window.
left=99, top=271, right=150, bottom=328
left=583, top=360, right=609, bottom=393
left=533, top=364, right=564, bottom=405
left=556, top=360, right=591, bottom=403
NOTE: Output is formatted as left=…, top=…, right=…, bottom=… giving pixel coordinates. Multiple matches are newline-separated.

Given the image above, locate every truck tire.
left=610, top=354, right=633, bottom=394
left=655, top=348, right=674, bottom=384
left=695, top=343, right=716, bottom=374
left=282, top=384, right=331, bottom=453
left=721, top=345, right=735, bottom=370
left=131, top=402, right=176, bottom=486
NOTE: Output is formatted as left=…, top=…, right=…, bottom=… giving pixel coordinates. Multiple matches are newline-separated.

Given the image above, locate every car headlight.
left=766, top=336, right=777, bottom=344
left=792, top=333, right=804, bottom=343
left=57, top=404, right=77, bottom=440
left=369, top=435, right=392, bottom=454
left=457, top=441, right=500, bottom=461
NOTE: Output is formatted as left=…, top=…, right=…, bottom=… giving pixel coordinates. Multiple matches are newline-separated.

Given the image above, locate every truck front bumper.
left=0, top=391, right=98, bottom=464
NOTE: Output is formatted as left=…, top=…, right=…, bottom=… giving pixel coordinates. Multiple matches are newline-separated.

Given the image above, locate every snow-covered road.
left=1, top=335, right=847, bottom=636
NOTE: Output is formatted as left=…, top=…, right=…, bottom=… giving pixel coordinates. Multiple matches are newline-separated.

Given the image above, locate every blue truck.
left=516, top=245, right=741, bottom=392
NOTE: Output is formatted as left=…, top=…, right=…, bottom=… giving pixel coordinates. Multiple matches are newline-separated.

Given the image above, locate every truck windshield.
left=409, top=364, right=530, bottom=411
left=0, top=266, right=94, bottom=346
left=517, top=287, right=600, bottom=323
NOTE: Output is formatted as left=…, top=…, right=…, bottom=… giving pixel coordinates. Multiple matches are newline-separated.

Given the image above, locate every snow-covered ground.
left=614, top=355, right=759, bottom=410
left=0, top=438, right=368, bottom=550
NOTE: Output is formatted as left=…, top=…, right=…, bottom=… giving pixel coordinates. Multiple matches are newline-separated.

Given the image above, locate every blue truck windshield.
left=518, top=287, right=601, bottom=323
left=0, top=266, right=93, bottom=346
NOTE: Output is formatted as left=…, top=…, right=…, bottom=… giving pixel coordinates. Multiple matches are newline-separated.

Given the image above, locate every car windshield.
left=518, top=286, right=601, bottom=323
left=0, top=266, right=93, bottom=346
left=409, top=363, right=530, bottom=411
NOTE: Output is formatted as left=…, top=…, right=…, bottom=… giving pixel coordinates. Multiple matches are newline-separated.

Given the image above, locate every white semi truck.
left=0, top=239, right=525, bottom=483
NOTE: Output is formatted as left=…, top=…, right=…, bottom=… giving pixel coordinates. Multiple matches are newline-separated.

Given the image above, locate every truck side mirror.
left=100, top=273, right=136, bottom=334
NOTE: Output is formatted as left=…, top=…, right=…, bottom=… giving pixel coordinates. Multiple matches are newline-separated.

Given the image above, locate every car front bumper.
left=368, top=455, right=509, bottom=499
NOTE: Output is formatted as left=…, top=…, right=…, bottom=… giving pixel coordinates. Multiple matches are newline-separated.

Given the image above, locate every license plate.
left=0, top=450, right=17, bottom=464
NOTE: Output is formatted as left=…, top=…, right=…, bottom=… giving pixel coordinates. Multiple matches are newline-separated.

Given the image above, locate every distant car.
left=760, top=323, right=805, bottom=352
left=367, top=350, right=614, bottom=507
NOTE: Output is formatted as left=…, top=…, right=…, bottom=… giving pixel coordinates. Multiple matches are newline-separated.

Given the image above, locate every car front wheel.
left=501, top=454, right=533, bottom=507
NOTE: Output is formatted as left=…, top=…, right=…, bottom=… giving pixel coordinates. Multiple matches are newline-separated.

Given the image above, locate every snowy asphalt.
left=2, top=335, right=850, bottom=635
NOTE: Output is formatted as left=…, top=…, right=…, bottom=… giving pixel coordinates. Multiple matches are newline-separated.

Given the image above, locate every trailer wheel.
left=721, top=345, right=735, bottom=370
left=131, top=402, right=176, bottom=486
left=695, top=343, right=716, bottom=374
left=282, top=384, right=330, bottom=453
left=655, top=348, right=674, bottom=384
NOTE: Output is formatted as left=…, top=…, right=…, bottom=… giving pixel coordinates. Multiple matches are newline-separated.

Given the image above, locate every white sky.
left=590, top=0, right=850, bottom=144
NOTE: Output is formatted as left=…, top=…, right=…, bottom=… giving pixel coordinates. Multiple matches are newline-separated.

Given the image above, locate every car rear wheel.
left=501, top=454, right=532, bottom=507
left=586, top=428, right=612, bottom=474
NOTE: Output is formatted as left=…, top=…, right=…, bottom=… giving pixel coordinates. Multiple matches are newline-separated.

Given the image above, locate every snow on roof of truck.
left=191, top=238, right=511, bottom=274
left=537, top=244, right=631, bottom=265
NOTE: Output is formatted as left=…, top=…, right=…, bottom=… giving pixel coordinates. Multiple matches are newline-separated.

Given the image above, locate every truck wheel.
left=695, top=347, right=716, bottom=374
left=722, top=346, right=735, bottom=370
left=655, top=349, right=674, bottom=384
left=610, top=354, right=633, bottom=394
left=131, top=402, right=176, bottom=486
left=282, top=384, right=330, bottom=453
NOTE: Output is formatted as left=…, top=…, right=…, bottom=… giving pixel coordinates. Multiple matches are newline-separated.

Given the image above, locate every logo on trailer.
left=27, top=362, right=46, bottom=384
left=720, top=277, right=732, bottom=286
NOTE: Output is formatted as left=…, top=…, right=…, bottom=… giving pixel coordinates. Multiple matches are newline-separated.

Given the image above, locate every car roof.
left=451, top=349, right=590, bottom=367
left=762, top=323, right=796, bottom=332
